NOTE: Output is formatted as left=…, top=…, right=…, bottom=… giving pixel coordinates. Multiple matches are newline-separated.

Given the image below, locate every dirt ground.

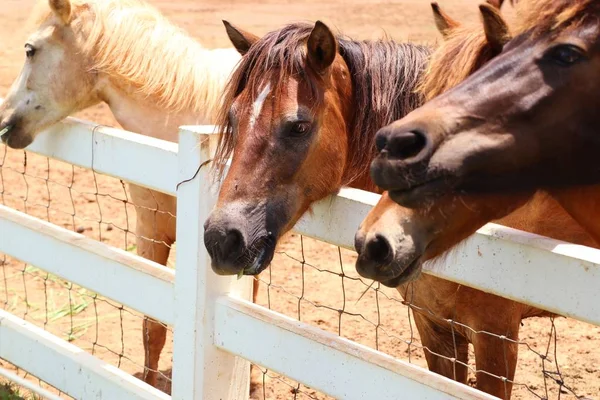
left=0, top=0, right=599, bottom=399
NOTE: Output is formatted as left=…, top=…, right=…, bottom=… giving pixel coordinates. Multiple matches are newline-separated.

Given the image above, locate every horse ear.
left=431, top=2, right=460, bottom=38
left=222, top=21, right=259, bottom=56
left=479, top=3, right=511, bottom=54
left=485, top=0, right=505, bottom=9
left=307, top=21, right=337, bottom=73
left=49, top=0, right=71, bottom=24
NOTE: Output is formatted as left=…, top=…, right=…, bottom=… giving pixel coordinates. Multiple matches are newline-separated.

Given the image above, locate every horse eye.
left=546, top=44, right=585, bottom=66
left=288, top=121, right=311, bottom=137
left=25, top=45, right=37, bottom=59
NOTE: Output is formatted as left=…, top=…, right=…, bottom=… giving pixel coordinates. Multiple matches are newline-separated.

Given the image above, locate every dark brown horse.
left=371, top=0, right=600, bottom=205
left=355, top=5, right=600, bottom=397
left=205, top=7, right=588, bottom=399
left=355, top=0, right=600, bottom=290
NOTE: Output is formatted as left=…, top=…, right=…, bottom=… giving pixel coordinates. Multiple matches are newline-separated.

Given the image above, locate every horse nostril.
left=365, top=234, right=393, bottom=265
left=387, top=131, right=428, bottom=161
left=222, top=228, right=244, bottom=257
left=375, top=133, right=388, bottom=153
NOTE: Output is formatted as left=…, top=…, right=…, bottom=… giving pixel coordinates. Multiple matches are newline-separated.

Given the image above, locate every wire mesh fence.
left=0, top=145, right=175, bottom=394
left=1, top=143, right=600, bottom=400
left=251, top=233, right=600, bottom=400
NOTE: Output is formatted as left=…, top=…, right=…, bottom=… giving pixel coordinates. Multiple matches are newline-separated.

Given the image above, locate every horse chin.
left=379, top=258, right=423, bottom=288
left=388, top=177, right=453, bottom=208
left=242, top=240, right=276, bottom=276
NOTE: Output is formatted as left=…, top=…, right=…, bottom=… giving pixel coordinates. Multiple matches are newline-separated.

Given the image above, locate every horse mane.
left=418, top=24, right=498, bottom=101
left=514, top=0, right=600, bottom=36
left=338, top=39, right=430, bottom=183
left=214, top=22, right=430, bottom=184
left=34, top=0, right=239, bottom=117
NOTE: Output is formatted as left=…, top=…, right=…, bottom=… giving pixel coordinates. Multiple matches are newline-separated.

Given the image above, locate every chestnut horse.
left=355, top=4, right=600, bottom=398
left=371, top=0, right=600, bottom=201
left=205, top=7, right=584, bottom=398
left=0, top=0, right=240, bottom=388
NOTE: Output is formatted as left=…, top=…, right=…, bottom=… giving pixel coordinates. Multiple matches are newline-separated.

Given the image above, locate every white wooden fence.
left=0, top=117, right=599, bottom=399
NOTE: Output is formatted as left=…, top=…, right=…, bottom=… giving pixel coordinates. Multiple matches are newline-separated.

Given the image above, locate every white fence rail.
left=0, top=117, right=599, bottom=399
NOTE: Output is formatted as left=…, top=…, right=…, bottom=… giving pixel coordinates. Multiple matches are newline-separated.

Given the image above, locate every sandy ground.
left=0, top=0, right=598, bottom=399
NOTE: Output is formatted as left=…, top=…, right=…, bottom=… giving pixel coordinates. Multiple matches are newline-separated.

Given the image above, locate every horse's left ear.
left=307, top=21, right=337, bottom=74
left=479, top=3, right=511, bottom=54
left=223, top=21, right=259, bottom=56
left=431, top=2, right=460, bottom=38
left=49, top=0, right=72, bottom=24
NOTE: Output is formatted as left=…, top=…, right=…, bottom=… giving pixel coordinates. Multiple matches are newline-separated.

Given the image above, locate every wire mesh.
left=1, top=142, right=599, bottom=400
left=0, top=145, right=175, bottom=394
left=251, top=233, right=600, bottom=400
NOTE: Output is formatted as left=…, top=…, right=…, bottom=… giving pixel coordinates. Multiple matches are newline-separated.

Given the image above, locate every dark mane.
left=213, top=22, right=430, bottom=186
left=337, top=38, right=430, bottom=184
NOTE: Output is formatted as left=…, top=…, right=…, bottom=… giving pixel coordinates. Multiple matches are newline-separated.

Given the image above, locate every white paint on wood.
left=0, top=366, right=63, bottom=400
left=0, top=204, right=175, bottom=325
left=171, top=127, right=253, bottom=400
left=26, top=117, right=179, bottom=196
left=0, top=310, right=169, bottom=400
left=215, top=297, right=498, bottom=400
left=293, top=188, right=600, bottom=326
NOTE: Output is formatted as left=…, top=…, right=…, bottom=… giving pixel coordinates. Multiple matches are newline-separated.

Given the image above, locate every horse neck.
left=549, top=186, right=600, bottom=244
left=97, top=48, right=240, bottom=143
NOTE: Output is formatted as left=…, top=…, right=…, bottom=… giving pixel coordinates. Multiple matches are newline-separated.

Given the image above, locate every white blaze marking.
left=249, top=82, right=271, bottom=130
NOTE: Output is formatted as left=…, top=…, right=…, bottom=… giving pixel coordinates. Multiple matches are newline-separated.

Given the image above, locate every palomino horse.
left=355, top=4, right=600, bottom=398
left=204, top=7, right=585, bottom=398
left=371, top=0, right=600, bottom=204
left=0, top=0, right=240, bottom=388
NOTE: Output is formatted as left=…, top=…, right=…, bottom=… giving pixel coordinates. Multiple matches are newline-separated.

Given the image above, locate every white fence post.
left=171, top=127, right=253, bottom=400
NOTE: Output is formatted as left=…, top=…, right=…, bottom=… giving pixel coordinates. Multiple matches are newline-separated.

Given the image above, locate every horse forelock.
left=213, top=22, right=326, bottom=178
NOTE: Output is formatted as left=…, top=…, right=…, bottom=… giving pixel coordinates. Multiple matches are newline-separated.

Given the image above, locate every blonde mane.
left=35, top=0, right=240, bottom=117
left=418, top=24, right=495, bottom=101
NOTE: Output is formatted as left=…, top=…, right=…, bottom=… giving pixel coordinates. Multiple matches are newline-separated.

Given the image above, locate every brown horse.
left=205, top=21, right=429, bottom=275
left=355, top=5, right=600, bottom=398
left=370, top=0, right=600, bottom=205
left=205, top=8, right=582, bottom=398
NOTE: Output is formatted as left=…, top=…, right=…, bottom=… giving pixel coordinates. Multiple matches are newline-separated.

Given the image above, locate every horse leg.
left=138, top=235, right=173, bottom=388
left=462, top=294, right=521, bottom=400
left=128, top=185, right=176, bottom=389
left=252, top=280, right=259, bottom=303
left=412, top=313, right=469, bottom=384
left=470, top=325, right=519, bottom=400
